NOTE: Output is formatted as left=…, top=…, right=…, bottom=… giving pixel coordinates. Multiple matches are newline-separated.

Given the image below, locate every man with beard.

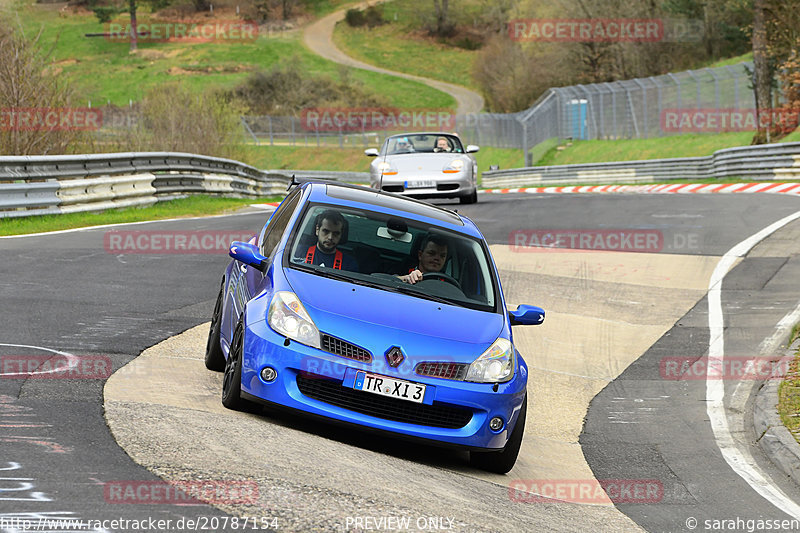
left=304, top=210, right=359, bottom=272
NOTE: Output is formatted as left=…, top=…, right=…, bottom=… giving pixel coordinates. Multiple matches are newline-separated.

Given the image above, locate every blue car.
left=205, top=180, right=544, bottom=473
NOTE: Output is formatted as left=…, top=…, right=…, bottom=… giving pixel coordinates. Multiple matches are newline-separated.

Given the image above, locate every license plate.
left=405, top=180, right=435, bottom=189
left=354, top=372, right=426, bottom=404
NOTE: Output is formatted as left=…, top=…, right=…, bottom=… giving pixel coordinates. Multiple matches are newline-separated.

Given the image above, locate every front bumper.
left=371, top=173, right=476, bottom=199
left=240, top=319, right=527, bottom=450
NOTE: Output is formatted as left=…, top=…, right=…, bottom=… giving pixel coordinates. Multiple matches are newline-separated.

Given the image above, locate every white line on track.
left=0, top=208, right=277, bottom=240
left=0, top=343, right=79, bottom=377
left=707, top=210, right=800, bottom=519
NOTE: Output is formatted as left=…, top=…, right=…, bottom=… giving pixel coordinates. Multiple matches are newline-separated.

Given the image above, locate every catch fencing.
left=238, top=62, right=756, bottom=165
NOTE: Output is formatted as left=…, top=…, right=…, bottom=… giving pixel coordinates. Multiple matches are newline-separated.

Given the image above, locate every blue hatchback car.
left=205, top=180, right=544, bottom=473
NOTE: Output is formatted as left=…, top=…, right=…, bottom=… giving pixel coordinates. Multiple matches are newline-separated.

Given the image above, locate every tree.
left=128, top=0, right=138, bottom=53
left=751, top=0, right=771, bottom=142
left=432, top=0, right=454, bottom=37
left=0, top=22, right=92, bottom=155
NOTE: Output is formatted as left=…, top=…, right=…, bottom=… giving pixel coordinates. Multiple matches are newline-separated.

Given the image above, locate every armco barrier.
left=482, top=142, right=800, bottom=188
left=0, top=153, right=366, bottom=218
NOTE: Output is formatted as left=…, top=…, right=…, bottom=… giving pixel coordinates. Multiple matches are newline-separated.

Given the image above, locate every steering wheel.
left=421, top=271, right=461, bottom=288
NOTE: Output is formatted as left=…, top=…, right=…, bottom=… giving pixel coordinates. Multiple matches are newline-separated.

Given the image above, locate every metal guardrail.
left=481, top=142, right=800, bottom=188
left=0, top=152, right=364, bottom=218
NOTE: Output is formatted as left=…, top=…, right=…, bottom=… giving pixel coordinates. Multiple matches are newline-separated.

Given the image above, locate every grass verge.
left=778, top=326, right=800, bottom=445
left=14, top=0, right=453, bottom=109
left=331, top=0, right=479, bottom=91
left=536, top=133, right=758, bottom=166
left=0, top=194, right=280, bottom=236
left=243, top=144, right=524, bottom=177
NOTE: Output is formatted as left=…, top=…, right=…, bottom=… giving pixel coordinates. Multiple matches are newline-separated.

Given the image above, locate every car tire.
left=204, top=281, right=226, bottom=372
left=221, top=320, right=247, bottom=410
left=469, top=395, right=526, bottom=474
left=459, top=190, right=478, bottom=204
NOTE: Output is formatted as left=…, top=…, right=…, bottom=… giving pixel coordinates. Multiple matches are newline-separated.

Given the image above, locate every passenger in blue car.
left=304, top=210, right=359, bottom=272
left=398, top=233, right=448, bottom=284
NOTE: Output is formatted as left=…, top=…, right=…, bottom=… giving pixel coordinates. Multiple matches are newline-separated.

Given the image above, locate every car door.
left=224, top=188, right=303, bottom=340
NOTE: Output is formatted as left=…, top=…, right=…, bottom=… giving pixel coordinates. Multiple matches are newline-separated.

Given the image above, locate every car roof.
left=299, top=181, right=481, bottom=235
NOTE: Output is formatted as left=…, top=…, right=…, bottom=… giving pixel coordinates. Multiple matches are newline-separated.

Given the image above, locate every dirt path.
left=302, top=1, right=484, bottom=116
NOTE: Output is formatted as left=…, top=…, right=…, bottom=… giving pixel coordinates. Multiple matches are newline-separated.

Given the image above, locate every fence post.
left=667, top=73, right=682, bottom=134
left=522, top=121, right=530, bottom=167
left=268, top=116, right=274, bottom=146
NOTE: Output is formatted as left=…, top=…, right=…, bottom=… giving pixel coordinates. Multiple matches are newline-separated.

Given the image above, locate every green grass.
left=707, top=52, right=753, bottom=68
left=535, top=133, right=760, bottom=166
left=241, top=144, right=523, bottom=178
left=14, top=0, right=453, bottom=109
left=0, top=194, right=280, bottom=236
left=778, top=328, right=800, bottom=445
left=331, top=0, right=479, bottom=91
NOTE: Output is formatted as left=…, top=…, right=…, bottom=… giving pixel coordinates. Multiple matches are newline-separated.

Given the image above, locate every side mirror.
left=229, top=242, right=267, bottom=272
left=364, top=148, right=379, bottom=157
left=466, top=145, right=480, bottom=153
left=508, top=305, right=544, bottom=326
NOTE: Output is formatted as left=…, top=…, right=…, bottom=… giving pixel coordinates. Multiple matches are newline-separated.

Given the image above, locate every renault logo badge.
left=385, top=346, right=405, bottom=368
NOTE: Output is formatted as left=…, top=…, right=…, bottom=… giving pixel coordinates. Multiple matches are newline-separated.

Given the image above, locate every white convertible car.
left=365, top=132, right=479, bottom=204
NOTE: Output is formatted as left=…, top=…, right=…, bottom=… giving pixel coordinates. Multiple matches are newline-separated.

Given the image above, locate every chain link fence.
left=240, top=62, right=757, bottom=166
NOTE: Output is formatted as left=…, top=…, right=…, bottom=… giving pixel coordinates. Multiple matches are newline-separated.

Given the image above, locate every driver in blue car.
left=398, top=233, right=448, bottom=284
left=304, top=210, right=359, bottom=272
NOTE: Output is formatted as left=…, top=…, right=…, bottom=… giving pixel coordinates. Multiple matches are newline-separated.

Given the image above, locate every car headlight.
left=377, top=161, right=398, bottom=175
left=465, top=338, right=514, bottom=383
left=443, top=159, right=464, bottom=173
left=267, top=291, right=321, bottom=349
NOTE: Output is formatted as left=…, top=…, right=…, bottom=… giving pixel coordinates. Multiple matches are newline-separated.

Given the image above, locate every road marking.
left=707, top=210, right=800, bottom=519
left=0, top=344, right=80, bottom=377
left=0, top=209, right=273, bottom=240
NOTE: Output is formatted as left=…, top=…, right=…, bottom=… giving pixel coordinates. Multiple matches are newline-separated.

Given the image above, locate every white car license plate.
left=405, top=180, right=435, bottom=189
left=354, top=372, right=426, bottom=404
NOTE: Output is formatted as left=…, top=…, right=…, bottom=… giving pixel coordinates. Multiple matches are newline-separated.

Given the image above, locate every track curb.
left=481, top=182, right=800, bottom=195
left=754, top=336, right=800, bottom=488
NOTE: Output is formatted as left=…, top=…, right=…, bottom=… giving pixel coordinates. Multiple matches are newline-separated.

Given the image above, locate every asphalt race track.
left=2, top=192, right=800, bottom=532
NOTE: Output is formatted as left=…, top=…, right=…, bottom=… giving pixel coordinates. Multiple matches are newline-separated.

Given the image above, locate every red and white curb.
left=481, top=182, right=800, bottom=195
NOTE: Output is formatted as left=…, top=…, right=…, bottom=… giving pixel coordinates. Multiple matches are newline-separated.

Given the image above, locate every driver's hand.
left=400, top=269, right=423, bottom=284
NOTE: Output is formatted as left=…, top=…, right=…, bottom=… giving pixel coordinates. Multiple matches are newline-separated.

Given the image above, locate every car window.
left=384, top=134, right=464, bottom=155
left=285, top=202, right=497, bottom=312
left=260, top=188, right=301, bottom=258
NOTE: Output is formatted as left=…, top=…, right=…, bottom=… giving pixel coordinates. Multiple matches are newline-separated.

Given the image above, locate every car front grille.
left=296, top=374, right=473, bottom=429
left=415, top=362, right=469, bottom=381
left=321, top=334, right=372, bottom=363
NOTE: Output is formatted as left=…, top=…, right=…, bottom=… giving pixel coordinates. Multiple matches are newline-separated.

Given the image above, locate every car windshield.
left=285, top=203, right=497, bottom=312
left=384, top=134, right=464, bottom=155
